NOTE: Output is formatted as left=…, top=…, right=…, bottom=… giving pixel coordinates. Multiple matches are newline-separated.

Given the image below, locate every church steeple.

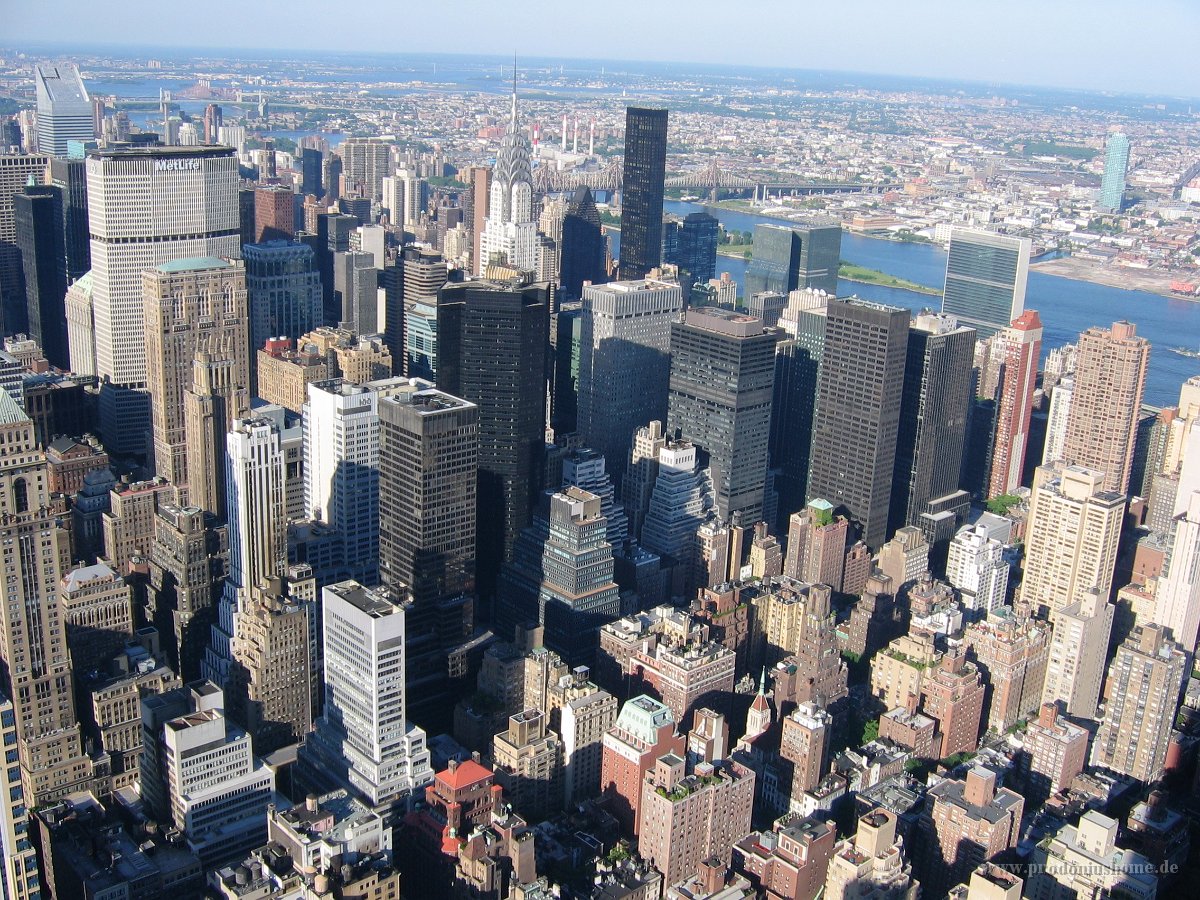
left=745, top=667, right=773, bottom=740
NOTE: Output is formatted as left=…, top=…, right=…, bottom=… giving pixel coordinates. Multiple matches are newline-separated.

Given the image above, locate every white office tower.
left=301, top=581, right=433, bottom=810
left=1156, top=490, right=1200, bottom=653
left=945, top=524, right=1009, bottom=616
left=34, top=64, right=93, bottom=156
left=479, top=88, right=538, bottom=272
left=398, top=168, right=423, bottom=229
left=65, top=271, right=96, bottom=375
left=381, top=175, right=404, bottom=226
left=203, top=415, right=288, bottom=686
left=1043, top=376, right=1074, bottom=465
left=86, top=146, right=239, bottom=454
left=217, top=124, right=246, bottom=155
left=141, top=681, right=278, bottom=868
left=303, top=379, right=386, bottom=584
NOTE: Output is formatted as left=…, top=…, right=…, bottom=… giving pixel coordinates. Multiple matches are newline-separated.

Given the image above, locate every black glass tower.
left=14, top=185, right=68, bottom=368
left=437, top=277, right=550, bottom=604
left=559, top=186, right=606, bottom=300
left=300, top=147, right=323, bottom=198
left=618, top=107, right=668, bottom=280
left=745, top=222, right=842, bottom=297
left=667, top=307, right=779, bottom=526
left=769, top=306, right=827, bottom=531
left=677, top=211, right=719, bottom=294
left=807, top=299, right=910, bottom=550
left=49, top=157, right=89, bottom=282
left=889, top=313, right=975, bottom=544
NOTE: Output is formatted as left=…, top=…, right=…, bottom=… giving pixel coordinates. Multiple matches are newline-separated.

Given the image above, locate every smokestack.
left=562, top=115, right=568, bottom=151
left=572, top=118, right=579, bottom=154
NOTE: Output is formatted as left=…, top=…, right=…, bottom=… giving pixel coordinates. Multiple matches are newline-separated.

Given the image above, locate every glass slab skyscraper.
left=744, top=222, right=842, bottom=297
left=940, top=227, right=1030, bottom=341
left=1099, top=132, right=1130, bottom=212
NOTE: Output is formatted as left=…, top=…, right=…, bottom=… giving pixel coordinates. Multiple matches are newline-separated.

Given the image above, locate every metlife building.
left=85, top=145, right=241, bottom=455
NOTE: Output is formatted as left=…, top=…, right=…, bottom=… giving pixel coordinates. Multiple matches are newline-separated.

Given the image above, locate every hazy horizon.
left=5, top=0, right=1198, bottom=99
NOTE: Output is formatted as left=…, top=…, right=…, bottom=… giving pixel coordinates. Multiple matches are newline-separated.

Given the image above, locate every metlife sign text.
left=155, top=158, right=201, bottom=172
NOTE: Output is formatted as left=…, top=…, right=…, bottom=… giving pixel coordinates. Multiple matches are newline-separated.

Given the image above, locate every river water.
left=607, top=201, right=1200, bottom=407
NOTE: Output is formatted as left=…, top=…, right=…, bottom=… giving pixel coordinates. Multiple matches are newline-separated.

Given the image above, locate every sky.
left=5, top=0, right=1199, bottom=98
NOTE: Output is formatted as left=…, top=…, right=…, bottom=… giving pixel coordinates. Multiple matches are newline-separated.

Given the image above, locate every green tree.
left=862, top=719, right=880, bottom=744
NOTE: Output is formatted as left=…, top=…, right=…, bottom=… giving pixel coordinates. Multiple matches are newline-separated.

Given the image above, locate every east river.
left=608, top=200, right=1200, bottom=408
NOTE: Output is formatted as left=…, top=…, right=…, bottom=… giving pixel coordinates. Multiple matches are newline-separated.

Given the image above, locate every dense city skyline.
left=0, top=25, right=1199, bottom=900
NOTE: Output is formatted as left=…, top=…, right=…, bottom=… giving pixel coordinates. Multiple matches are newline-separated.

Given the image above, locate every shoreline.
left=1030, top=257, right=1196, bottom=301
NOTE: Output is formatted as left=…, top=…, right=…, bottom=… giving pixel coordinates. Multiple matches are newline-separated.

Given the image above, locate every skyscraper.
left=204, top=414, right=289, bottom=687
left=1091, top=624, right=1185, bottom=783
left=400, top=247, right=447, bottom=378
left=339, top=137, right=391, bottom=202
left=1099, top=132, right=1130, bottom=212
left=770, top=304, right=828, bottom=529
left=34, top=64, right=93, bottom=157
left=1154, top=490, right=1200, bottom=652
left=1022, top=464, right=1124, bottom=618
left=0, top=390, right=92, bottom=807
left=243, top=240, right=323, bottom=370
left=677, top=211, right=719, bottom=290
left=1062, top=320, right=1149, bottom=494
left=496, top=488, right=622, bottom=666
left=987, top=310, right=1043, bottom=498
left=1041, top=587, right=1114, bottom=720
left=559, top=185, right=606, bottom=299
left=807, top=299, right=911, bottom=550
left=940, top=228, right=1030, bottom=341
left=0, top=154, right=50, bottom=333
left=300, top=146, right=322, bottom=197
left=377, top=384, right=478, bottom=718
left=578, top=279, right=682, bottom=488
left=86, top=146, right=240, bottom=455
left=667, top=307, right=779, bottom=525
left=618, top=107, right=668, bottom=280
left=143, top=258, right=250, bottom=498
left=466, top=165, right=490, bottom=275
left=437, top=277, right=549, bottom=598
left=49, top=156, right=91, bottom=283
left=303, top=380, right=390, bottom=585
left=13, top=184, right=69, bottom=368
left=744, top=222, right=842, bottom=297
left=301, top=581, right=434, bottom=807
left=253, top=184, right=294, bottom=242
left=891, top=311, right=975, bottom=539
left=479, top=87, right=538, bottom=272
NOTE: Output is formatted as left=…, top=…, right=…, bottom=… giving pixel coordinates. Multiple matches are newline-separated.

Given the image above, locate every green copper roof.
left=155, top=257, right=231, bottom=274
left=0, top=388, right=30, bottom=426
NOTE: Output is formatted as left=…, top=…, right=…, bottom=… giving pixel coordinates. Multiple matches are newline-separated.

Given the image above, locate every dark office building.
left=677, top=211, right=719, bottom=291
left=559, top=186, right=606, bottom=300
left=382, top=258, right=404, bottom=373
left=745, top=222, right=842, bottom=297
left=769, top=306, right=828, bottom=531
left=661, top=217, right=681, bottom=266
left=301, top=147, right=323, bottom=198
left=961, top=398, right=997, bottom=500
left=314, top=212, right=355, bottom=326
left=322, top=153, right=342, bottom=201
left=667, top=307, right=779, bottom=526
left=618, top=107, right=669, bottom=280
left=807, top=299, right=910, bottom=550
left=550, top=301, right=582, bottom=436
left=14, top=185, right=68, bottom=368
left=378, top=386, right=479, bottom=716
left=49, top=157, right=89, bottom=282
left=890, top=312, right=975, bottom=545
left=238, top=187, right=256, bottom=246
left=243, top=240, right=323, bottom=364
left=436, top=277, right=550, bottom=603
